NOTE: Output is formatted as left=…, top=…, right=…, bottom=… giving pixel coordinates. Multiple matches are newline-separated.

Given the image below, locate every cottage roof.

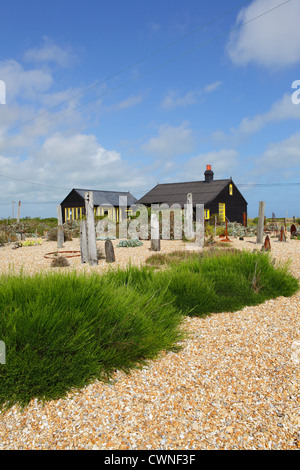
left=65, top=188, right=137, bottom=207
left=137, top=179, right=233, bottom=206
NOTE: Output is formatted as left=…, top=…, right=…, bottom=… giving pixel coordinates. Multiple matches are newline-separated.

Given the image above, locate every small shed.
left=60, top=188, right=137, bottom=223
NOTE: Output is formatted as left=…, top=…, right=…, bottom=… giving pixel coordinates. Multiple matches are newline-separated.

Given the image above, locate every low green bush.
left=0, top=271, right=184, bottom=410
left=0, top=249, right=298, bottom=410
left=112, top=249, right=299, bottom=316
left=117, top=238, right=143, bottom=247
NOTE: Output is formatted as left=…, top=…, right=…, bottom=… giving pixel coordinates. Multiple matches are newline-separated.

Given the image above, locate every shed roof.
left=137, top=179, right=233, bottom=206
left=63, top=188, right=137, bottom=207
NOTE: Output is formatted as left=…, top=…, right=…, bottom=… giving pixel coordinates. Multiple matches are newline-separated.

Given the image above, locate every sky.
left=0, top=0, right=299, bottom=219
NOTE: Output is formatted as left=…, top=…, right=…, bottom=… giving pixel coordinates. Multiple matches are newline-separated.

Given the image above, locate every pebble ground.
left=0, top=234, right=299, bottom=450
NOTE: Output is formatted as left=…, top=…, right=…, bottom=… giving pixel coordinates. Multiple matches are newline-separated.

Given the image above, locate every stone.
left=105, top=238, right=115, bottom=263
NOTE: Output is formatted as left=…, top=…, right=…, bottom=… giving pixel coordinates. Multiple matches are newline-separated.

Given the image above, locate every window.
left=229, top=184, right=233, bottom=196
left=204, top=209, right=210, bottom=220
left=219, top=203, right=226, bottom=222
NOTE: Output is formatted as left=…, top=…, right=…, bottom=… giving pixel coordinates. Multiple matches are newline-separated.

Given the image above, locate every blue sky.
left=0, top=0, right=299, bottom=219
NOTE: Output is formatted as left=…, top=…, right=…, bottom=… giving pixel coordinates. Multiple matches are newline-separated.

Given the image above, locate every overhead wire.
left=1, top=0, right=254, bottom=138
left=1, top=0, right=292, bottom=144
left=0, top=0, right=297, bottom=204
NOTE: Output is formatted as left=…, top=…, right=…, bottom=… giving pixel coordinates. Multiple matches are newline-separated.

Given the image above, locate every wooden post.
left=80, top=220, right=88, bottom=263
left=57, top=205, right=64, bottom=249
left=84, top=191, right=98, bottom=266
left=256, top=201, right=265, bottom=244
left=185, top=193, right=194, bottom=240
left=195, top=203, right=204, bottom=248
left=150, top=213, right=160, bottom=251
left=17, top=201, right=21, bottom=222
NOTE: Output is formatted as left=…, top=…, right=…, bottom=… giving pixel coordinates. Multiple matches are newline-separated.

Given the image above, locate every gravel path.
left=0, top=235, right=299, bottom=450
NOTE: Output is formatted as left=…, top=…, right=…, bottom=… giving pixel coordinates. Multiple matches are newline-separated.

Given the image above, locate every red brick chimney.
left=204, top=165, right=214, bottom=183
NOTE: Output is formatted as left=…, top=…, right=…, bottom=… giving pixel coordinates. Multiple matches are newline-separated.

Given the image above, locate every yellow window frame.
left=219, top=203, right=226, bottom=222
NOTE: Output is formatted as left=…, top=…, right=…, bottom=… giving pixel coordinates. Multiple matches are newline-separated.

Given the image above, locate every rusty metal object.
left=44, top=251, right=81, bottom=259
left=220, top=219, right=231, bottom=242
left=291, top=224, right=297, bottom=237
left=263, top=235, right=271, bottom=251
left=278, top=226, right=286, bottom=242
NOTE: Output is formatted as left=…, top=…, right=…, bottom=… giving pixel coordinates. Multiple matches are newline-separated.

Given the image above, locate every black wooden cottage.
left=137, top=165, right=248, bottom=225
left=60, top=188, right=137, bottom=223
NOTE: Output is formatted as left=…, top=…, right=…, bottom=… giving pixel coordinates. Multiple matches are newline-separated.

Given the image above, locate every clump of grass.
left=97, top=248, right=106, bottom=260
left=145, top=248, right=240, bottom=267
left=51, top=254, right=70, bottom=267
left=0, top=249, right=298, bottom=411
left=0, top=271, right=184, bottom=410
left=118, top=249, right=299, bottom=317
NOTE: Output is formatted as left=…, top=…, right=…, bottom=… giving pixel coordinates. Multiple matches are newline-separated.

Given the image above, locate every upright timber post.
left=80, top=219, right=88, bottom=263
left=256, top=201, right=265, bottom=244
left=185, top=193, right=194, bottom=240
left=195, top=203, right=204, bottom=248
left=84, top=191, right=98, bottom=266
left=17, top=201, right=21, bottom=222
left=57, top=204, right=64, bottom=249
left=150, top=213, right=160, bottom=251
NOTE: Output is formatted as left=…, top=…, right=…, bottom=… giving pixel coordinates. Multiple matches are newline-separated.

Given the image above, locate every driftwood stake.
left=185, top=193, right=194, bottom=240
left=80, top=220, right=88, bottom=263
left=150, top=213, right=160, bottom=251
left=256, top=201, right=265, bottom=244
left=84, top=191, right=98, bottom=266
left=57, top=205, right=64, bottom=249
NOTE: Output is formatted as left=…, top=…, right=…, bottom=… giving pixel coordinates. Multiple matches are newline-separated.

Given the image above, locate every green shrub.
left=0, top=248, right=298, bottom=411
left=0, top=271, right=184, bottom=410
left=117, top=238, right=143, bottom=247
left=114, top=249, right=299, bottom=317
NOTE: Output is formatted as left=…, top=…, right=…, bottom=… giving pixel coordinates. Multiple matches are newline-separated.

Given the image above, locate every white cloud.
left=141, top=122, right=194, bottom=157
left=38, top=132, right=121, bottom=169
left=161, top=81, right=221, bottom=109
left=181, top=149, right=239, bottom=181
left=24, top=37, right=77, bottom=68
left=226, top=0, right=300, bottom=68
left=0, top=59, right=53, bottom=102
left=212, top=92, right=300, bottom=143
left=0, top=131, right=152, bottom=208
left=253, top=131, right=300, bottom=176
left=102, top=93, right=145, bottom=114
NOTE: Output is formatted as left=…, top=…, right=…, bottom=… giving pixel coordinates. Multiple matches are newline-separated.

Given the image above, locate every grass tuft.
left=0, top=248, right=298, bottom=410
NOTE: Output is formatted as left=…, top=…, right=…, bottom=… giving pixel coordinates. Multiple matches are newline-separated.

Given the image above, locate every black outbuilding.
left=137, top=165, right=248, bottom=225
left=60, top=188, right=137, bottom=223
